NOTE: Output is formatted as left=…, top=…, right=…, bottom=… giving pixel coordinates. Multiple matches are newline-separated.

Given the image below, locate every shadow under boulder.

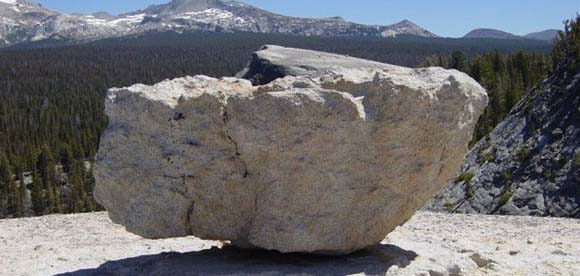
left=57, top=244, right=417, bottom=276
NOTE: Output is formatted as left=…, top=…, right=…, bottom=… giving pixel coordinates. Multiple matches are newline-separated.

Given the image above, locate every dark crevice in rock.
left=173, top=112, right=185, bottom=121
left=240, top=52, right=288, bottom=86
left=185, top=201, right=195, bottom=235
left=451, top=198, right=467, bottom=214
left=222, top=111, right=250, bottom=178
left=183, top=174, right=196, bottom=235
left=160, top=175, right=194, bottom=235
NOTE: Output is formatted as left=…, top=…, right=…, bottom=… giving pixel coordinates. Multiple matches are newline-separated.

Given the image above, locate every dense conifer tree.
left=68, top=161, right=85, bottom=213
left=60, top=146, right=74, bottom=174
left=36, top=145, right=61, bottom=213
left=0, top=153, right=11, bottom=214
left=450, top=51, right=468, bottom=72
left=16, top=170, right=26, bottom=217
left=30, top=171, right=44, bottom=216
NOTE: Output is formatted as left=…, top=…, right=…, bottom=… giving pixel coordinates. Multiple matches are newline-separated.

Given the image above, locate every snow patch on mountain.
left=0, top=0, right=17, bottom=5
left=82, top=16, right=110, bottom=26
left=0, top=17, right=18, bottom=26
left=108, top=14, right=146, bottom=26
left=172, top=8, right=247, bottom=25
left=180, top=8, right=233, bottom=20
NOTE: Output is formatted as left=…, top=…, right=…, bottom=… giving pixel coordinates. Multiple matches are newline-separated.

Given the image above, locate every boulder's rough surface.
left=94, top=45, right=488, bottom=254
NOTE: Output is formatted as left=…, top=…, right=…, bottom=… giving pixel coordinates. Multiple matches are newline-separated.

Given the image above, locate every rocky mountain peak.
left=384, top=19, right=436, bottom=37
left=394, top=19, right=415, bottom=26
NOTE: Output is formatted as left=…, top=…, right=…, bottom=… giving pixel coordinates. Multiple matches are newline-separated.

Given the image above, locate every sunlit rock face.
left=94, top=45, right=487, bottom=254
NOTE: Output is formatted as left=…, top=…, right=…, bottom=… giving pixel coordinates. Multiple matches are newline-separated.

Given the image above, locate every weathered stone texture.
left=95, top=45, right=487, bottom=253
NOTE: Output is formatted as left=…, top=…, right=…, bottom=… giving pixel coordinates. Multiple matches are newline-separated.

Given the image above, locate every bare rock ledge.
left=94, top=45, right=488, bottom=254
left=3, top=211, right=580, bottom=276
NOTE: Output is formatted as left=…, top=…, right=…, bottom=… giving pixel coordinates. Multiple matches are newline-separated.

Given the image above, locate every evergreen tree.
left=450, top=51, right=468, bottom=72
left=0, top=153, right=10, bottom=215
left=16, top=170, right=27, bottom=217
left=60, top=145, right=74, bottom=174
left=69, top=161, right=85, bottom=213
left=37, top=145, right=55, bottom=190
left=83, top=166, right=100, bottom=212
left=553, top=15, right=580, bottom=69
left=437, top=54, right=449, bottom=68
left=492, top=50, right=506, bottom=75
left=30, top=171, right=44, bottom=216
left=7, top=171, right=17, bottom=216
left=37, top=145, right=60, bottom=213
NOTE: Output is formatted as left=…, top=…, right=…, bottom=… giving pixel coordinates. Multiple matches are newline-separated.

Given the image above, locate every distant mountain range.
left=464, top=28, right=559, bottom=41
left=0, top=0, right=559, bottom=47
left=0, top=0, right=436, bottom=46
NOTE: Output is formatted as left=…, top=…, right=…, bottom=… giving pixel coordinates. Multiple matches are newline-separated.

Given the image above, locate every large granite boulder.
left=94, top=45, right=488, bottom=254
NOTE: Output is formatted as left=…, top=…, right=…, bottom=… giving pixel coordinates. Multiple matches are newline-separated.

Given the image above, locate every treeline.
left=0, top=31, right=553, bottom=218
left=12, top=31, right=553, bottom=67
left=422, top=50, right=551, bottom=143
